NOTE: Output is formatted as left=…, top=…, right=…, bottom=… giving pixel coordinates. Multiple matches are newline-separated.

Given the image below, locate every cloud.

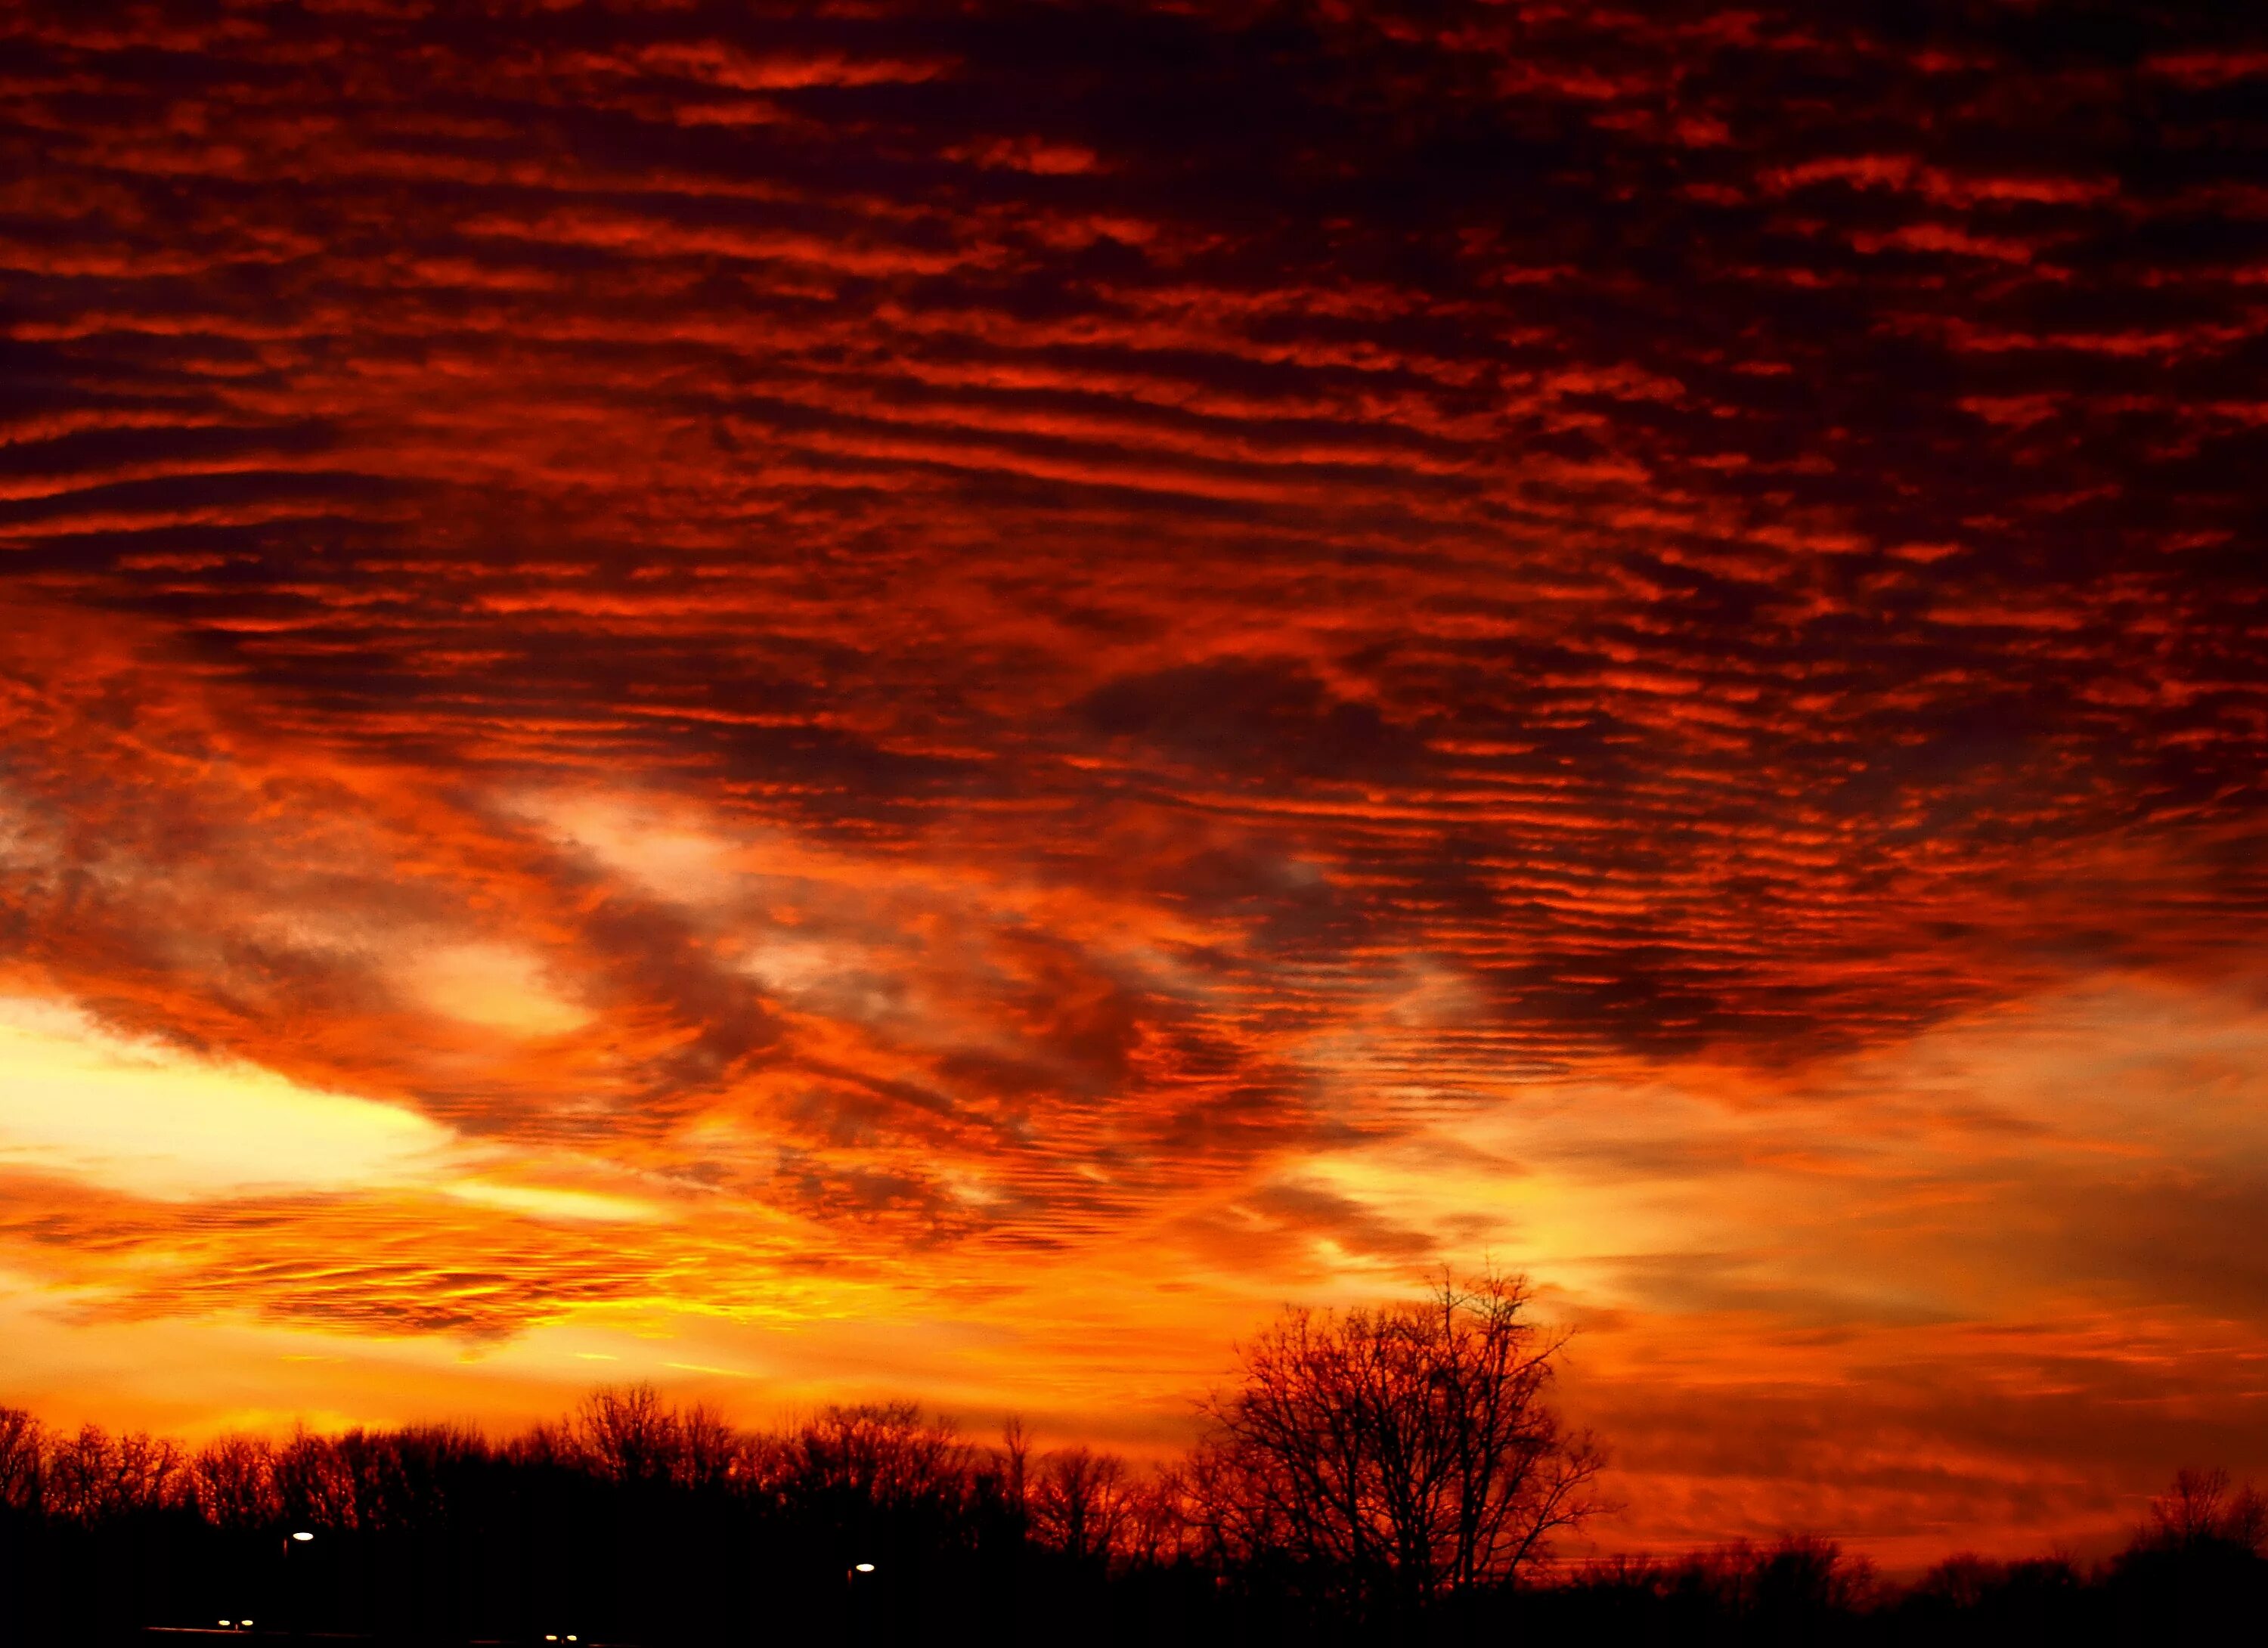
left=1, top=0, right=2265, bottom=1560
left=0, top=998, right=452, bottom=1200
left=1078, top=655, right=1429, bottom=788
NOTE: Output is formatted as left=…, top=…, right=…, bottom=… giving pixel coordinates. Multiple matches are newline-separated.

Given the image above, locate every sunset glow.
left=3, top=1, right=2266, bottom=1572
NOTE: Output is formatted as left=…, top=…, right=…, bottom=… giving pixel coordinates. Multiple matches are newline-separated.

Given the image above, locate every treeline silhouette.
left=0, top=1275, right=2261, bottom=1645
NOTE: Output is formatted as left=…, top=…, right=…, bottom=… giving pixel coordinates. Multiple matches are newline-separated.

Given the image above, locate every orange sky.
left=3, top=0, right=2266, bottom=1571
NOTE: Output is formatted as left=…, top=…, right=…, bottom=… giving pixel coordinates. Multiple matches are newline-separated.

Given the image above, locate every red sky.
left=3, top=0, right=2267, bottom=1568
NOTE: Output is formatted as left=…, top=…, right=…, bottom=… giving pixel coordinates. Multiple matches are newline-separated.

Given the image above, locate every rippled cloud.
left=2, top=0, right=2265, bottom=1559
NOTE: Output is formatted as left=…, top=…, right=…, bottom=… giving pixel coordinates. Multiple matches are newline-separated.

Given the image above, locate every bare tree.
left=723, top=1426, right=789, bottom=1496
left=1030, top=1445, right=1132, bottom=1563
left=1186, top=1271, right=1604, bottom=1611
left=671, top=1402, right=740, bottom=1492
left=1578, top=1537, right=1879, bottom=1622
left=191, top=1434, right=280, bottom=1528
left=782, top=1402, right=973, bottom=1511
left=575, top=1383, right=680, bottom=1487
left=1118, top=1470, right=1199, bottom=1568
left=44, top=1425, right=185, bottom=1523
left=0, top=1407, right=44, bottom=1513
left=560, top=1386, right=743, bottom=1490
left=504, top=1419, right=577, bottom=1471
left=997, top=1416, right=1033, bottom=1520
left=274, top=1426, right=358, bottom=1530
left=335, top=1423, right=488, bottom=1532
left=2145, top=1466, right=2268, bottom=1554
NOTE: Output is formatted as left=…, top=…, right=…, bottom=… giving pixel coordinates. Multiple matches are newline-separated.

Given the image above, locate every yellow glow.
left=0, top=997, right=452, bottom=1199
left=443, top=1176, right=668, bottom=1224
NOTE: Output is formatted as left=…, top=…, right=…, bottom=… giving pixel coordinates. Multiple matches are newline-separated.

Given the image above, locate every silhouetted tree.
left=44, top=1423, right=184, bottom=1523
left=1185, top=1270, right=1603, bottom=1619
left=998, top=1417, right=1033, bottom=1523
left=29, top=1352, right=2268, bottom=1646
left=190, top=1433, right=279, bottom=1528
left=1031, top=1445, right=1132, bottom=1565
left=1118, top=1471, right=1198, bottom=1569
left=272, top=1425, right=356, bottom=1529
left=671, top=1400, right=739, bottom=1492
left=1901, top=1552, right=2084, bottom=1647
left=0, top=1406, right=43, bottom=1513
left=782, top=1401, right=974, bottom=1513
left=506, top=1417, right=578, bottom=1470
left=1912, top=1552, right=1998, bottom=1612
left=1745, top=1535, right=1877, bottom=1634
left=2107, top=1466, right=2268, bottom=1639
left=2140, top=1465, right=2268, bottom=1555
left=343, top=1422, right=488, bottom=1530
left=575, top=1383, right=680, bottom=1487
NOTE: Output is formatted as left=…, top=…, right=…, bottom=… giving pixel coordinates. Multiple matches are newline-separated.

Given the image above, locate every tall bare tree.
left=575, top=1384, right=680, bottom=1487
left=1186, top=1271, right=1603, bottom=1612
left=1030, top=1445, right=1132, bottom=1563
left=997, top=1417, right=1033, bottom=1521
left=0, top=1407, right=44, bottom=1513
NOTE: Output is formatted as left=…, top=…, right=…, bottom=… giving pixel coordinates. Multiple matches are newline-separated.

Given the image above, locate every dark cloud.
left=1, top=0, right=2260, bottom=1168
left=2, top=0, right=2266, bottom=1557
left=1079, top=655, right=1427, bottom=787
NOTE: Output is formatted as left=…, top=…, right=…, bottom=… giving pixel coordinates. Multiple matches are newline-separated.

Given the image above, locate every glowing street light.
left=277, top=1527, right=314, bottom=1634
left=853, top=1563, right=876, bottom=1574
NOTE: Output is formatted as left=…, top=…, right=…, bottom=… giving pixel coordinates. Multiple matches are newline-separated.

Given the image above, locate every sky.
left=2, top=0, right=2266, bottom=1567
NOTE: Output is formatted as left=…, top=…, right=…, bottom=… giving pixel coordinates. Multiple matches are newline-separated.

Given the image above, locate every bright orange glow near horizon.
left=3, top=0, right=2266, bottom=1574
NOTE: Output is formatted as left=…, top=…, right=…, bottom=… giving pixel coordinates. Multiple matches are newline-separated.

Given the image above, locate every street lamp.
left=279, top=1528, right=314, bottom=1634
left=844, top=1569, right=875, bottom=1632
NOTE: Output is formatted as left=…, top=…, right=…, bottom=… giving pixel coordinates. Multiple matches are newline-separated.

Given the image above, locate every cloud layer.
left=3, top=0, right=2266, bottom=1560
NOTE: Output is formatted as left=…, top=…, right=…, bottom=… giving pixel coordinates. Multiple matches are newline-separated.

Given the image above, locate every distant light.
left=854, top=1562, right=876, bottom=1573
left=218, top=1622, right=230, bottom=1628
left=290, top=1530, right=314, bottom=1542
left=545, top=1637, right=557, bottom=1642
